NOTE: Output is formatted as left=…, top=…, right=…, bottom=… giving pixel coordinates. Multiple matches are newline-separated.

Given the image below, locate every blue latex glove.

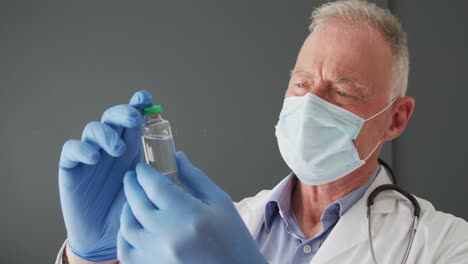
left=58, top=90, right=152, bottom=261
left=117, top=152, right=268, bottom=264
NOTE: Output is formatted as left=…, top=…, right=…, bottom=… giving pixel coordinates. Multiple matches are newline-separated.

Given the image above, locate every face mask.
left=275, top=93, right=394, bottom=185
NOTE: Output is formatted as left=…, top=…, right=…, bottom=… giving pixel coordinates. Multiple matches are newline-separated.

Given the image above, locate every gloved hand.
left=117, top=152, right=268, bottom=264
left=58, top=90, right=152, bottom=262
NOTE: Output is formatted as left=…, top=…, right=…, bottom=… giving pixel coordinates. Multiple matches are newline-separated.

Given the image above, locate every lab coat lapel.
left=311, top=169, right=393, bottom=264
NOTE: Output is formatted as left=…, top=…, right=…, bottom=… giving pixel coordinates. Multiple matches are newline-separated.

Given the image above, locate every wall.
left=391, top=0, right=468, bottom=220
left=1, top=1, right=467, bottom=262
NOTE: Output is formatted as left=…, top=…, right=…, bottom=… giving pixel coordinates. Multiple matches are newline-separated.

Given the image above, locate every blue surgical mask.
left=275, top=93, right=394, bottom=185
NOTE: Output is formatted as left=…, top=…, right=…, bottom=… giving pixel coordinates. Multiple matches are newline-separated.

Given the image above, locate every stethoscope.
left=367, top=159, right=421, bottom=264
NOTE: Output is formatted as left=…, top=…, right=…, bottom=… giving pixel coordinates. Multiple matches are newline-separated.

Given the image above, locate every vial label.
left=142, top=135, right=177, bottom=175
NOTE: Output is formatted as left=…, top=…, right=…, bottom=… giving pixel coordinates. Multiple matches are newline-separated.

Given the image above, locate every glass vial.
left=141, top=105, right=177, bottom=175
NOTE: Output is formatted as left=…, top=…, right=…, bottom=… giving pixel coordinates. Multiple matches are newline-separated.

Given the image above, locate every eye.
left=297, top=83, right=306, bottom=88
left=337, top=90, right=348, bottom=97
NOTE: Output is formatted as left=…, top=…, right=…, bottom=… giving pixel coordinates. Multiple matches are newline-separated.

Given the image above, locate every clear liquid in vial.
left=142, top=135, right=177, bottom=175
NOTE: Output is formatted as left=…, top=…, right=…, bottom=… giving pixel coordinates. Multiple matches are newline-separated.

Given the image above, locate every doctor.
left=56, top=1, right=468, bottom=263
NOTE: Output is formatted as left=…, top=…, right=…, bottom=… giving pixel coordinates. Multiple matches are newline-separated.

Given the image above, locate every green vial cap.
left=143, top=105, right=163, bottom=116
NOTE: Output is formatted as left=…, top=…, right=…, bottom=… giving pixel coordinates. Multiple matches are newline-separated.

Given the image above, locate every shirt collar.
left=264, top=173, right=295, bottom=232
left=263, top=165, right=381, bottom=232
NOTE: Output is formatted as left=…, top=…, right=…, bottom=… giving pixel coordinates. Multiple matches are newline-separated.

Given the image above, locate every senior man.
left=56, top=1, right=468, bottom=263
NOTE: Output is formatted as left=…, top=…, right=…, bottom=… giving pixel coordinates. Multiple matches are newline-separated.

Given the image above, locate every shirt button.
left=303, top=245, right=312, bottom=254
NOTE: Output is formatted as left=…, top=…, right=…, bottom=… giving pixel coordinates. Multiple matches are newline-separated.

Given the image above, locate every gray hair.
left=309, top=0, right=409, bottom=99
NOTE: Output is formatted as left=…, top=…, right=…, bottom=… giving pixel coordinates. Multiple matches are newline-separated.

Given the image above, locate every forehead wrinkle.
left=319, top=20, right=391, bottom=96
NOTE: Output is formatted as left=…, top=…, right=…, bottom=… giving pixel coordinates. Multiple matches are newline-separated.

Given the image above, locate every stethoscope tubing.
left=367, top=161, right=421, bottom=264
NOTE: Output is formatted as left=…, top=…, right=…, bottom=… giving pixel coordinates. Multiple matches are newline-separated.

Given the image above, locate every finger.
left=135, top=161, right=195, bottom=210
left=101, top=105, right=145, bottom=129
left=123, top=171, right=158, bottom=228
left=129, top=90, right=153, bottom=111
left=81, top=121, right=127, bottom=157
left=106, top=91, right=152, bottom=154
left=119, top=203, right=143, bottom=247
left=59, top=139, right=100, bottom=169
left=117, top=230, right=134, bottom=263
left=175, top=151, right=227, bottom=203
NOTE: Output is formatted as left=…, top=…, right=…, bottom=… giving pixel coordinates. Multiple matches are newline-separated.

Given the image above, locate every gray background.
left=1, top=0, right=467, bottom=263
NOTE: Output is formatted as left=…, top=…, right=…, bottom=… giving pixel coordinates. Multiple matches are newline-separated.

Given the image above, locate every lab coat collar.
left=311, top=167, right=393, bottom=263
left=239, top=167, right=395, bottom=263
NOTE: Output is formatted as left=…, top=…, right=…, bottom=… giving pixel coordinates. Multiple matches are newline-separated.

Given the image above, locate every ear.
left=383, top=96, right=415, bottom=141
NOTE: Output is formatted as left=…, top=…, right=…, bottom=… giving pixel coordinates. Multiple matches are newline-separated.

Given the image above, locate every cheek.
left=285, top=87, right=296, bottom=97
left=353, top=117, right=389, bottom=154
left=285, top=86, right=307, bottom=97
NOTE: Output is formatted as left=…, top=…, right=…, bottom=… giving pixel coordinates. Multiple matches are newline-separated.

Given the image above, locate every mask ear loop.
left=361, top=98, right=398, bottom=161
left=363, top=141, right=382, bottom=161
left=364, top=98, right=398, bottom=122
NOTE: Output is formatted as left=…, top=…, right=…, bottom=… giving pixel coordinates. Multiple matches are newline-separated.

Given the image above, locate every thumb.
left=129, top=90, right=152, bottom=111
left=175, top=151, right=226, bottom=204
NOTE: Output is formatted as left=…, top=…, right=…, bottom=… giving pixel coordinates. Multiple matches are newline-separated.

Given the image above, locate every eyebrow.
left=289, top=69, right=312, bottom=77
left=290, top=69, right=369, bottom=96
left=333, top=77, right=369, bottom=96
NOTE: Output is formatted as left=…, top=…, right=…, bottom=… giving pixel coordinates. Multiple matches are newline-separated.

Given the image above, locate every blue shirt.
left=255, top=166, right=380, bottom=264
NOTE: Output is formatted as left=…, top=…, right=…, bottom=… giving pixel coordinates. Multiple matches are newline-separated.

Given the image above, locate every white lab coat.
left=236, top=169, right=468, bottom=264
left=55, top=169, right=468, bottom=264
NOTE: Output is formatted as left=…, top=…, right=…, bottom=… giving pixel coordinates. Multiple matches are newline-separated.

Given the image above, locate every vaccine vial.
left=141, top=105, right=177, bottom=175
